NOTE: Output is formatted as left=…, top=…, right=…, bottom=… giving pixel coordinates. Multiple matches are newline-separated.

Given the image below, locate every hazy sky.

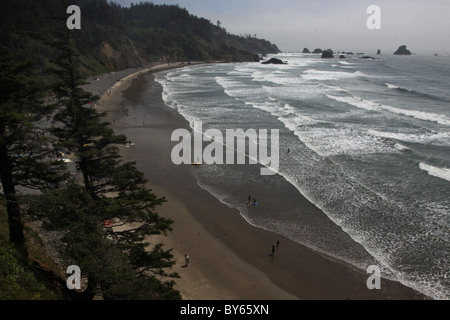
left=113, top=0, right=450, bottom=54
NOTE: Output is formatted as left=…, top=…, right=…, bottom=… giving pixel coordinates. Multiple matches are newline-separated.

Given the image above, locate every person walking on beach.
left=247, top=195, right=251, bottom=205
left=184, top=254, right=190, bottom=267
left=271, top=244, right=276, bottom=256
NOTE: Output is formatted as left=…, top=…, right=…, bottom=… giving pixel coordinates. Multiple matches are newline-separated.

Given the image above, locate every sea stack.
left=394, top=45, right=412, bottom=55
left=303, top=48, right=311, bottom=53
left=321, top=50, right=334, bottom=59
left=312, top=48, right=323, bottom=54
left=261, top=58, right=287, bottom=65
left=377, top=49, right=381, bottom=55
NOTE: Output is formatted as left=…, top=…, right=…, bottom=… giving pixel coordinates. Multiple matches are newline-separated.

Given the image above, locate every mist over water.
left=155, top=53, right=450, bottom=300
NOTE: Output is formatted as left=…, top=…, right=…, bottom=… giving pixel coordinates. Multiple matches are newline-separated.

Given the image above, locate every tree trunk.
left=0, top=142, right=25, bottom=245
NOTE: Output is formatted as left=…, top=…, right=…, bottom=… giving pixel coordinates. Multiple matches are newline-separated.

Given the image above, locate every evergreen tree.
left=28, top=11, right=181, bottom=299
left=0, top=51, right=65, bottom=246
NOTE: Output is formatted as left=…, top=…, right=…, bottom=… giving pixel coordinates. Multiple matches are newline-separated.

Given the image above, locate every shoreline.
left=89, top=63, right=429, bottom=300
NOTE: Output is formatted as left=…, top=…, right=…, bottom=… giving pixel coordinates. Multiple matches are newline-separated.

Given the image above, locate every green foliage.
left=0, top=240, right=59, bottom=300
left=0, top=48, right=68, bottom=245
left=0, top=0, right=279, bottom=75
left=22, top=24, right=181, bottom=300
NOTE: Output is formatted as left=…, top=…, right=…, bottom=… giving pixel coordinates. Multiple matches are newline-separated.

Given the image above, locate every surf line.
left=171, top=121, right=279, bottom=176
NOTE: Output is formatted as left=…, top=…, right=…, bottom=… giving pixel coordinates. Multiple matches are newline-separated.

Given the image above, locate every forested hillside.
left=1, top=0, right=280, bottom=75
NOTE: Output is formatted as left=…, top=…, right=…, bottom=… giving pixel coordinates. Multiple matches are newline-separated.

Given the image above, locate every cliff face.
left=100, top=41, right=148, bottom=71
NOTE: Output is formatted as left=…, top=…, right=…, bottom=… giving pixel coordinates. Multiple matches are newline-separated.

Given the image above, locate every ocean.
left=154, top=53, right=450, bottom=300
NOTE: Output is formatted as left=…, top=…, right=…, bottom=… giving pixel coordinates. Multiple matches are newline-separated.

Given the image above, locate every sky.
left=112, top=0, right=450, bottom=54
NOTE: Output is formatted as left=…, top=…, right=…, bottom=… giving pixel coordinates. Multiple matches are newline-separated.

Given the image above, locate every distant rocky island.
left=300, top=46, right=413, bottom=58
left=394, top=45, right=412, bottom=55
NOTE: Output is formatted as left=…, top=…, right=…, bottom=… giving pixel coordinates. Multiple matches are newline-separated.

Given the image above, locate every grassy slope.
left=0, top=202, right=63, bottom=300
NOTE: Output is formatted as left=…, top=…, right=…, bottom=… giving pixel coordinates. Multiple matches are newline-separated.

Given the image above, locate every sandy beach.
left=86, top=62, right=429, bottom=300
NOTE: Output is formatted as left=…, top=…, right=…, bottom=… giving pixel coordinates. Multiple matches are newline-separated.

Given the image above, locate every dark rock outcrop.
left=321, top=50, right=334, bottom=59
left=394, top=45, right=412, bottom=55
left=261, top=58, right=287, bottom=65
left=377, top=49, right=381, bottom=55
left=360, top=56, right=376, bottom=60
left=252, top=54, right=263, bottom=62
left=339, top=55, right=346, bottom=59
left=312, top=48, right=323, bottom=54
left=303, top=48, right=311, bottom=53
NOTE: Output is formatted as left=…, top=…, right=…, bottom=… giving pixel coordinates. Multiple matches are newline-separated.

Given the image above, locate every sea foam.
left=419, top=163, right=450, bottom=182
left=302, top=69, right=363, bottom=81
left=326, top=94, right=450, bottom=126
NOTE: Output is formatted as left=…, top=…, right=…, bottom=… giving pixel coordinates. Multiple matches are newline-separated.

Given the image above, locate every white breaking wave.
left=302, top=69, right=363, bottom=81
left=385, top=83, right=412, bottom=91
left=386, top=83, right=400, bottom=90
left=252, top=70, right=303, bottom=86
left=394, top=143, right=410, bottom=151
left=317, top=84, right=347, bottom=92
left=419, top=163, right=450, bottom=182
left=326, top=94, right=450, bottom=126
left=368, top=130, right=450, bottom=146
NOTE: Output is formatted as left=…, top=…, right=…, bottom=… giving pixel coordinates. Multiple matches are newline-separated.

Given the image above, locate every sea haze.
left=155, top=53, right=450, bottom=300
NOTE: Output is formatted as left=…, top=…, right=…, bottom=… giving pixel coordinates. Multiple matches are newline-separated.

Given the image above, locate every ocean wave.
left=263, top=83, right=328, bottom=100
left=385, top=83, right=410, bottom=91
left=216, top=76, right=268, bottom=103
left=251, top=70, right=303, bottom=86
left=326, top=94, right=450, bottom=126
left=233, top=66, right=254, bottom=73
left=394, top=143, right=410, bottom=151
left=368, top=129, right=450, bottom=146
left=385, top=82, right=450, bottom=104
left=419, top=163, right=450, bottom=182
left=317, top=84, right=347, bottom=92
left=302, top=69, right=363, bottom=81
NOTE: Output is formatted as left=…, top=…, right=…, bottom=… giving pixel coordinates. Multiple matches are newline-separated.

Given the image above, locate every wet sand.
left=89, top=64, right=428, bottom=300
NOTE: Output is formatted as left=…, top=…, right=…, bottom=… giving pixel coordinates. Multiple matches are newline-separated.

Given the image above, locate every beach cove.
left=86, top=62, right=428, bottom=300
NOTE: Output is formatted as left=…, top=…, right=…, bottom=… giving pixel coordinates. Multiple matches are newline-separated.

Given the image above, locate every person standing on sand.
left=185, top=254, right=190, bottom=267
left=272, top=244, right=276, bottom=256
